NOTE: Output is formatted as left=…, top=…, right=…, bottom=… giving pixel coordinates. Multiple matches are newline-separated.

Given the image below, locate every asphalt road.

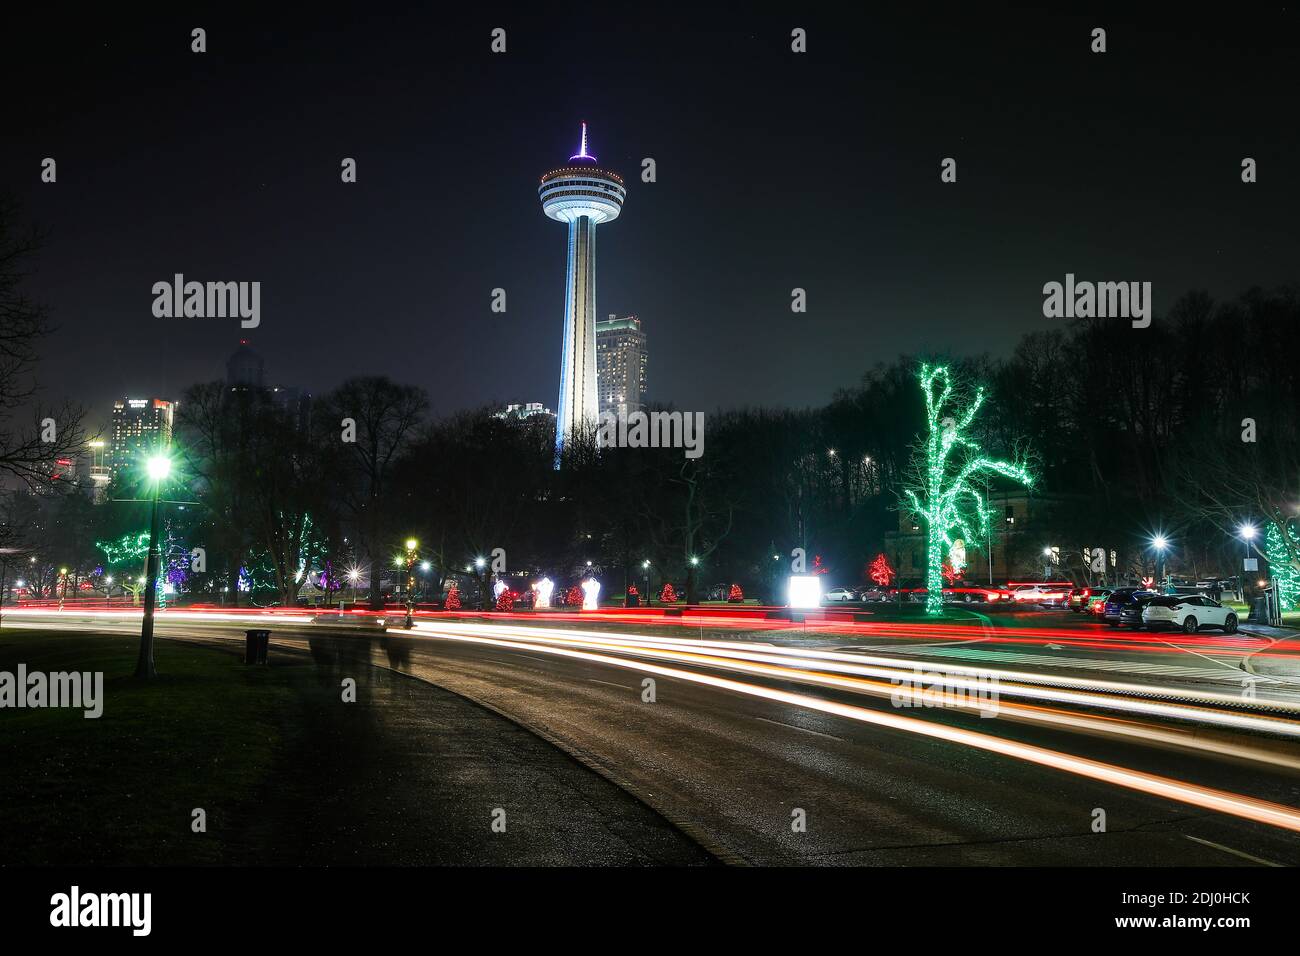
left=9, top=608, right=1300, bottom=865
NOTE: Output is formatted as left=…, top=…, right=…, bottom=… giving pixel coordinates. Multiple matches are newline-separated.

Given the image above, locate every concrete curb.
left=1241, top=627, right=1300, bottom=685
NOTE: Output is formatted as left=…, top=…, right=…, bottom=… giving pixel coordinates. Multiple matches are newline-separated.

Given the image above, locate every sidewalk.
left=237, top=641, right=718, bottom=865
left=1240, top=624, right=1300, bottom=681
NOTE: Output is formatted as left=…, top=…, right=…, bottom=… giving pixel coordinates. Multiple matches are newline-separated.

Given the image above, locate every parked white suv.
left=1141, top=595, right=1239, bottom=634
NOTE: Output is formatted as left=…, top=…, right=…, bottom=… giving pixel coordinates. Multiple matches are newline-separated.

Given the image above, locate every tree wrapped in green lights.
left=97, top=531, right=151, bottom=569
left=1266, top=521, right=1300, bottom=611
left=903, top=364, right=1034, bottom=615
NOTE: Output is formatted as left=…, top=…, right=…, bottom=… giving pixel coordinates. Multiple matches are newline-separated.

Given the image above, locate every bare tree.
left=0, top=196, right=85, bottom=488
left=318, top=377, right=428, bottom=608
left=1173, top=444, right=1300, bottom=578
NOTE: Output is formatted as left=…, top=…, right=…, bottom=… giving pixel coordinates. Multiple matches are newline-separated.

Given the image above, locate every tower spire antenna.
left=569, top=121, right=596, bottom=163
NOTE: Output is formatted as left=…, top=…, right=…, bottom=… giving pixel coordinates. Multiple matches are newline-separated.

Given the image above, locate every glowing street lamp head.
left=474, top=557, right=486, bottom=569
left=420, top=561, right=431, bottom=572
left=1240, top=523, right=1258, bottom=540
left=1152, top=535, right=1169, bottom=552
left=788, top=575, right=822, bottom=610
left=146, top=455, right=172, bottom=482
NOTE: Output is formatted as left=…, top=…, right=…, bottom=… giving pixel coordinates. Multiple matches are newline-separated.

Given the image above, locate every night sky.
left=5, top=8, right=1298, bottom=429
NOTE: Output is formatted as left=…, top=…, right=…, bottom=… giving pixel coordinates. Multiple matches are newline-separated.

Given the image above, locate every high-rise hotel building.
left=109, top=398, right=175, bottom=479
left=596, top=314, right=648, bottom=417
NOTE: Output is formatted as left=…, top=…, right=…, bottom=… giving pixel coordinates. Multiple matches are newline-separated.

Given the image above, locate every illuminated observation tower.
left=539, top=123, right=626, bottom=460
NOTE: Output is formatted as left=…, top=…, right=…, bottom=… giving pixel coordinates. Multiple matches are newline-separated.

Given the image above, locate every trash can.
left=1248, top=596, right=1268, bottom=624
left=244, top=629, right=270, bottom=664
left=626, top=589, right=640, bottom=609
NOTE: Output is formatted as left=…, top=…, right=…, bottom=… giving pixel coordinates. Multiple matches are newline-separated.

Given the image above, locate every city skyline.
left=6, top=10, right=1297, bottom=426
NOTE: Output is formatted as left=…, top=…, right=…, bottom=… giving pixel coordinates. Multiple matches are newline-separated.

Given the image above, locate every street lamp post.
left=403, top=538, right=418, bottom=629
left=474, top=556, right=488, bottom=611
left=135, top=454, right=171, bottom=679
left=1151, top=535, right=1169, bottom=590
left=1238, top=523, right=1257, bottom=604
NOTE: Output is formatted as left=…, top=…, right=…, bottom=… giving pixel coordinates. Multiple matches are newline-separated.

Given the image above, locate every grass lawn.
left=0, top=628, right=304, bottom=865
left=1224, top=602, right=1300, bottom=628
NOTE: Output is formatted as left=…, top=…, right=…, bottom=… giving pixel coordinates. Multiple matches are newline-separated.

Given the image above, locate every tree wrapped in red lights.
left=660, top=582, right=677, bottom=603
left=566, top=584, right=583, bottom=607
left=444, top=585, right=461, bottom=611
left=728, top=583, right=743, bottom=602
left=495, top=589, right=515, bottom=611
left=868, top=553, right=895, bottom=587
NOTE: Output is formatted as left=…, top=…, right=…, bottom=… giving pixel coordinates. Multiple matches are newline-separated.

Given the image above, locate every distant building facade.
left=226, top=339, right=266, bottom=388
left=108, top=398, right=176, bottom=480
left=225, top=341, right=311, bottom=431
left=596, top=314, right=647, bottom=418
left=884, top=490, right=1083, bottom=584
left=496, top=402, right=556, bottom=422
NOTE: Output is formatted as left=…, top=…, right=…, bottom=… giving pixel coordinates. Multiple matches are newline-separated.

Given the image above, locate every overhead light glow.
left=146, top=455, right=171, bottom=481
left=788, top=575, right=822, bottom=609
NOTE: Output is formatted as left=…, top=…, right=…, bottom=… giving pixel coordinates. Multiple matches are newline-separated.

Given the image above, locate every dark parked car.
left=886, top=578, right=925, bottom=602
left=1102, top=587, right=1156, bottom=627
left=1068, top=586, right=1112, bottom=612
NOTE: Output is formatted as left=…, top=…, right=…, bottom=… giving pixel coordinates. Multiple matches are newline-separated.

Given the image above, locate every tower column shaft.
left=556, top=215, right=598, bottom=455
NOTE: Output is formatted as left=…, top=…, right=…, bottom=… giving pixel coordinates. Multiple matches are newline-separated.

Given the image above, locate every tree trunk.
left=367, top=539, right=383, bottom=610
left=926, top=521, right=944, bottom=615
